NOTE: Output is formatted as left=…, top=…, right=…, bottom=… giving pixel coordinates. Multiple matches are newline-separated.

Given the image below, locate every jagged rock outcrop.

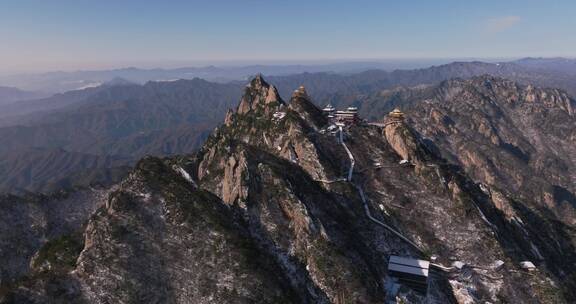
left=288, top=86, right=327, bottom=130
left=237, top=74, right=284, bottom=115
left=74, top=158, right=301, bottom=304
left=224, top=108, right=234, bottom=126
left=200, top=80, right=334, bottom=184
left=382, top=112, right=427, bottom=164
left=221, top=152, right=249, bottom=206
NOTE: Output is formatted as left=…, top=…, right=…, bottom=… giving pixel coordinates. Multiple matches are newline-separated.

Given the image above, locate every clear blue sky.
left=1, top=0, right=574, bottom=72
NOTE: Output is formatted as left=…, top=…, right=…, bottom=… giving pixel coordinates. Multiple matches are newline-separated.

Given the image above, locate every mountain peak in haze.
left=104, top=77, right=134, bottom=86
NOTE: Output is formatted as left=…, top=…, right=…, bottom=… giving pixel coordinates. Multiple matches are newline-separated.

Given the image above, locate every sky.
left=1, top=0, right=575, bottom=73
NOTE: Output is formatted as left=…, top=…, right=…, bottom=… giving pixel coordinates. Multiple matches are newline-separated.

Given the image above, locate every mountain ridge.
left=1, top=75, right=575, bottom=303
left=1, top=61, right=576, bottom=198
left=0, top=86, right=45, bottom=106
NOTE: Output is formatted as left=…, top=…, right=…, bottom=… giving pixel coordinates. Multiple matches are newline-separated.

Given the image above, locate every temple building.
left=388, top=108, right=405, bottom=121
left=322, top=103, right=336, bottom=121
left=335, top=106, right=360, bottom=125
left=323, top=104, right=360, bottom=125
left=322, top=103, right=335, bottom=114
left=294, top=85, right=309, bottom=98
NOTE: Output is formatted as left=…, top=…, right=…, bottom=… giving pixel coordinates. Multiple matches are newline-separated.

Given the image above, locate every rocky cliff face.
left=382, top=117, right=428, bottom=164
left=378, top=77, right=576, bottom=227
left=354, top=76, right=576, bottom=226
left=0, top=189, right=108, bottom=288
left=1, top=76, right=574, bottom=303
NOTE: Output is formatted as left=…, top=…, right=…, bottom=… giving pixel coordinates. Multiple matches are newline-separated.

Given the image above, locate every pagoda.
left=388, top=108, right=405, bottom=120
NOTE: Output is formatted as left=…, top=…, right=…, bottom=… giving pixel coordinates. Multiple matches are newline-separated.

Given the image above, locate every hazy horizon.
left=0, top=57, right=519, bottom=76
left=2, top=0, right=576, bottom=74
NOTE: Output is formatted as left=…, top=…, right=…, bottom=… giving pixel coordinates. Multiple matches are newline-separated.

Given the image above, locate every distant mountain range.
left=3, top=57, right=576, bottom=94
left=514, top=57, right=576, bottom=75
left=0, top=86, right=46, bottom=106
left=0, top=85, right=108, bottom=122
left=0, top=148, right=132, bottom=194
left=0, top=59, right=483, bottom=93
left=268, top=60, right=576, bottom=100
left=2, top=59, right=576, bottom=193
left=0, top=78, right=242, bottom=193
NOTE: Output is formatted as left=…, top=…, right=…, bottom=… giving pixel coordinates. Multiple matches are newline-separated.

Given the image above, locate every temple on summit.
left=388, top=108, right=405, bottom=121
left=294, top=85, right=309, bottom=98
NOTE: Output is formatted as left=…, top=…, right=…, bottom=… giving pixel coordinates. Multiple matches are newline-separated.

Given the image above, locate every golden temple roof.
left=389, top=108, right=405, bottom=119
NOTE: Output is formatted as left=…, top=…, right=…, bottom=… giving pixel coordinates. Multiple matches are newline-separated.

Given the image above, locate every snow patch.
left=520, top=261, right=536, bottom=271
left=154, top=78, right=182, bottom=82
left=452, top=261, right=466, bottom=270
left=491, top=260, right=505, bottom=270
left=173, top=165, right=197, bottom=187
left=272, top=111, right=286, bottom=120
left=70, top=82, right=103, bottom=91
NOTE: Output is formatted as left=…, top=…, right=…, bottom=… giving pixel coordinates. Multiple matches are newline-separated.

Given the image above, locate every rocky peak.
left=382, top=108, right=429, bottom=164
left=252, top=73, right=266, bottom=87
left=198, top=80, right=336, bottom=188
left=288, top=85, right=327, bottom=130
left=442, top=76, right=575, bottom=115
left=237, top=74, right=284, bottom=115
